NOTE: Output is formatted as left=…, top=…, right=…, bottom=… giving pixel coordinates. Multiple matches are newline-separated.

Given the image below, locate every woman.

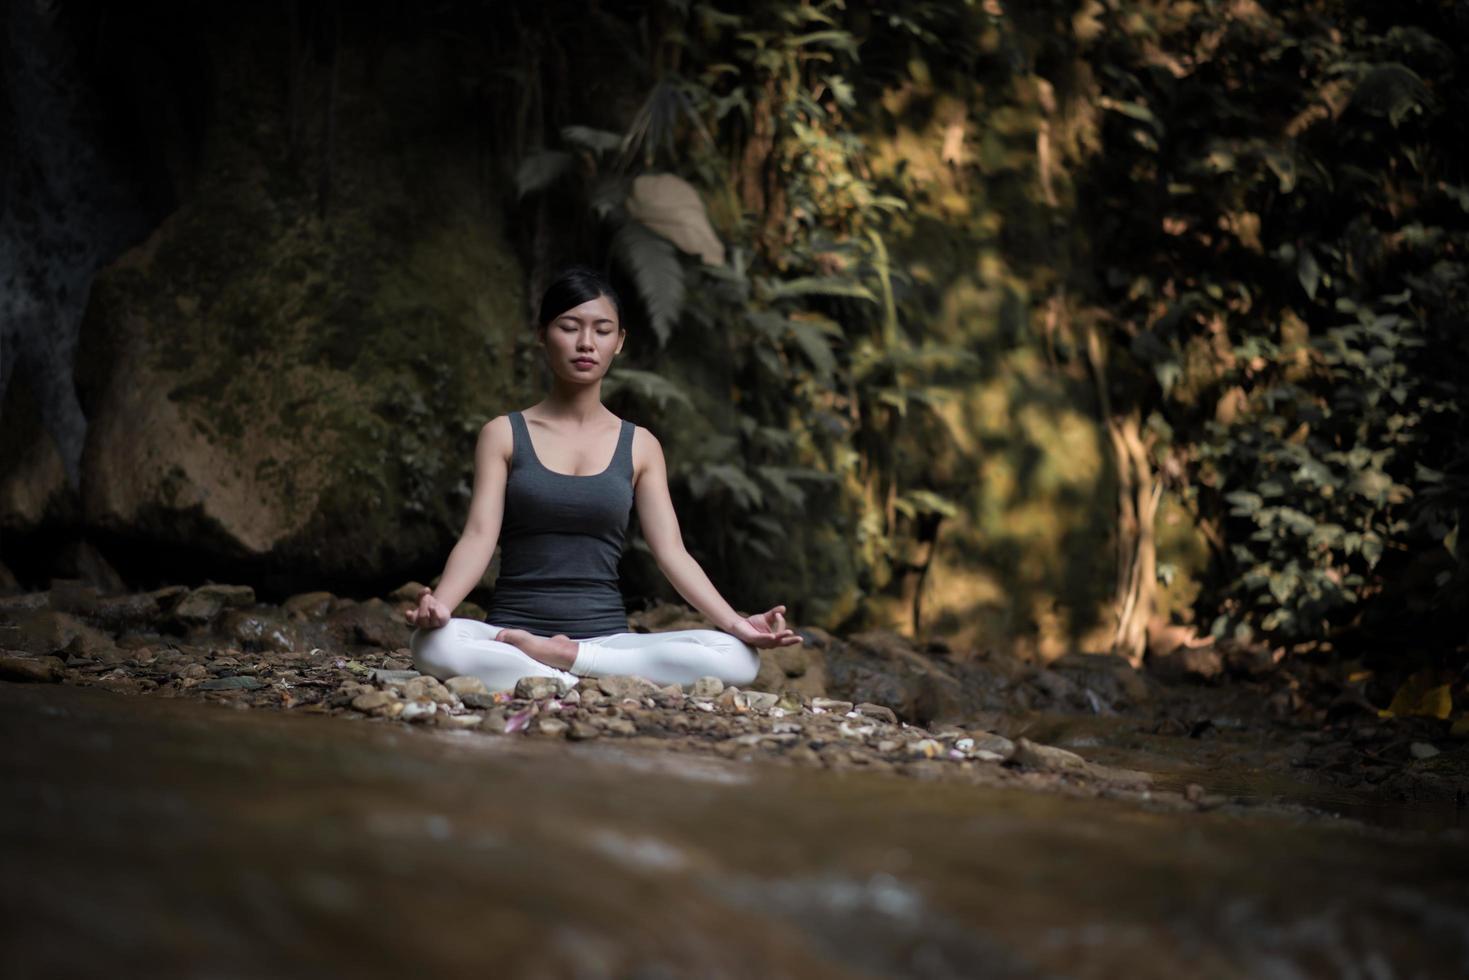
left=404, top=266, right=802, bottom=693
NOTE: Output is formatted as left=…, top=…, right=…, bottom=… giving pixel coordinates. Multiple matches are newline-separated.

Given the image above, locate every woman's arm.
left=405, top=416, right=511, bottom=627
left=632, top=428, right=800, bottom=647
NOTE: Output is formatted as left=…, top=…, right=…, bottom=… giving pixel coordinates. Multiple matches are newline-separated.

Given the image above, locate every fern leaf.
left=612, top=220, right=685, bottom=345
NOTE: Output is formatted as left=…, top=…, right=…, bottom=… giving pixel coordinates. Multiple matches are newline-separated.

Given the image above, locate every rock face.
left=4, top=12, right=531, bottom=591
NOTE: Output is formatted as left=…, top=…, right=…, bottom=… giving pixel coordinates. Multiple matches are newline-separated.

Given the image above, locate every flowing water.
left=3, top=682, right=1466, bottom=979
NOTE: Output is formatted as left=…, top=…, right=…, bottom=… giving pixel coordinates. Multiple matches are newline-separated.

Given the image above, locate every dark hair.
left=537, top=266, right=623, bottom=329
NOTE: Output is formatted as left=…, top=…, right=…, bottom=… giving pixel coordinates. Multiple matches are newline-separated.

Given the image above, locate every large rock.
left=35, top=18, right=531, bottom=592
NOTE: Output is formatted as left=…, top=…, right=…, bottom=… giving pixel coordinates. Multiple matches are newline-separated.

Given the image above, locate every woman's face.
left=538, top=294, right=624, bottom=382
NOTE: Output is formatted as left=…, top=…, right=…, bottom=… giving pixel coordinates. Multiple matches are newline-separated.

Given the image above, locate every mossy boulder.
left=67, top=24, right=530, bottom=591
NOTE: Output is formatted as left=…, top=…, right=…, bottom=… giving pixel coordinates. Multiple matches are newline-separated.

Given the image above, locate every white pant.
left=409, top=618, right=761, bottom=693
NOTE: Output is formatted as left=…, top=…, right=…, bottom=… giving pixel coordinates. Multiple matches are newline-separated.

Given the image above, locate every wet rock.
left=404, top=676, right=455, bottom=704
left=811, top=698, right=854, bottom=715
left=744, top=691, right=779, bottom=713
left=855, top=702, right=898, bottom=724
left=8, top=609, right=112, bottom=657
left=0, top=654, right=64, bottom=682
left=220, top=610, right=301, bottom=653
left=330, top=599, right=412, bottom=650
left=197, top=675, right=265, bottom=691
left=435, top=712, right=482, bottom=730
left=536, top=718, right=569, bottom=737
left=906, top=739, right=944, bottom=759
left=515, top=676, right=568, bottom=700
left=371, top=669, right=421, bottom=687
left=689, top=676, right=724, bottom=699
left=400, top=700, right=437, bottom=723
left=567, top=720, right=600, bottom=741
left=444, top=675, right=488, bottom=698
left=968, top=733, right=1015, bottom=759
left=86, top=592, right=165, bottom=631
left=283, top=591, right=336, bottom=619
left=597, top=676, right=656, bottom=700
left=716, top=688, right=746, bottom=712
left=388, top=582, right=429, bottom=605
left=598, top=716, right=638, bottom=736
left=1010, top=738, right=1088, bottom=773
left=458, top=691, right=498, bottom=710
left=352, top=690, right=395, bottom=712
left=173, top=585, right=256, bottom=627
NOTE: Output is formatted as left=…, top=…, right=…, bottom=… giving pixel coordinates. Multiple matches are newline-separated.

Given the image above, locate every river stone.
left=351, top=690, right=394, bottom=712
left=598, top=716, right=637, bottom=736
left=566, top=720, right=600, bottom=741
left=970, top=733, right=1016, bottom=758
left=689, top=676, right=724, bottom=698
left=404, top=676, right=454, bottom=704
left=197, top=675, right=264, bottom=691
left=744, top=691, right=779, bottom=712
left=173, top=585, right=255, bottom=626
left=597, top=676, right=655, bottom=700
left=1010, top=737, right=1088, bottom=772
left=434, top=713, right=483, bottom=730
left=400, top=700, right=437, bottom=723
left=1410, top=742, right=1441, bottom=760
left=536, top=718, right=569, bottom=737
left=515, top=676, right=568, bottom=700
left=371, top=668, right=421, bottom=687
left=282, top=591, right=336, bottom=618
left=811, top=698, right=854, bottom=715
left=0, top=654, right=64, bottom=682
left=855, top=702, right=898, bottom=724
left=444, top=675, right=488, bottom=697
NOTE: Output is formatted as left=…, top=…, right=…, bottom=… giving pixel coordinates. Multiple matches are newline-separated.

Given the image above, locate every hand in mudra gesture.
left=730, top=604, right=803, bottom=649
left=403, top=587, right=452, bottom=630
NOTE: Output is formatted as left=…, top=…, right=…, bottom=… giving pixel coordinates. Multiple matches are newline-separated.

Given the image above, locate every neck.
left=538, top=378, right=610, bottom=425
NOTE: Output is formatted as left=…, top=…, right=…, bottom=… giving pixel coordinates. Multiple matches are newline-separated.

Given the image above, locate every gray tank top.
left=485, top=410, right=636, bottom=638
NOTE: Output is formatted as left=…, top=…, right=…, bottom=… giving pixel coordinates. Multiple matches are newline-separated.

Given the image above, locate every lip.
left=571, top=358, right=597, bottom=368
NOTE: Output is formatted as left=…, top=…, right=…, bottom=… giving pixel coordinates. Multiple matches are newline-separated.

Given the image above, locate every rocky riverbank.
left=2, top=579, right=1462, bottom=827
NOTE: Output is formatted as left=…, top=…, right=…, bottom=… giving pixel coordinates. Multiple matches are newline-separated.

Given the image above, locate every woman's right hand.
left=404, top=587, right=452, bottom=629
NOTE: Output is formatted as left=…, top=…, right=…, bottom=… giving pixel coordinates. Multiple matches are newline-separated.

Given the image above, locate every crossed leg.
left=409, top=619, right=579, bottom=693
left=409, top=619, right=760, bottom=692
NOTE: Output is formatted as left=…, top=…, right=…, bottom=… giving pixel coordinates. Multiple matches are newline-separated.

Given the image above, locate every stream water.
left=3, top=681, right=1466, bottom=978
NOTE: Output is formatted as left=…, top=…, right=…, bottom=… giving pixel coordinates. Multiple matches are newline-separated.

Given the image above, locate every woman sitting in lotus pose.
left=404, top=266, right=801, bottom=692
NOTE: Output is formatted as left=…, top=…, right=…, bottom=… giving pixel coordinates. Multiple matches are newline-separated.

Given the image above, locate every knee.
left=409, top=627, right=453, bottom=680
left=700, top=631, right=759, bottom=686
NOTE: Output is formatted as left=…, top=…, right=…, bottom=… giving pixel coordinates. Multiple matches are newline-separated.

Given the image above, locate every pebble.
left=811, top=698, right=854, bottom=714
left=1010, top=737, right=1087, bottom=772
left=515, top=676, right=568, bottom=700
left=536, top=718, right=570, bottom=737
left=436, top=713, right=483, bottom=730
left=198, top=676, right=265, bottom=691
left=599, top=717, right=637, bottom=736
left=351, top=690, right=395, bottom=712
left=907, top=739, right=943, bottom=759
left=444, top=675, right=488, bottom=697
left=400, top=700, right=437, bottom=723
left=855, top=702, right=898, bottom=724
left=689, top=676, right=725, bottom=699
left=597, top=675, right=656, bottom=700
left=370, top=668, right=420, bottom=686
left=744, top=691, right=779, bottom=713
left=567, top=721, right=600, bottom=741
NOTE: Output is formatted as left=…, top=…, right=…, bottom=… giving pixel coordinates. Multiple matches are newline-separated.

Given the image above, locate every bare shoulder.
left=631, top=425, right=666, bottom=482
left=477, top=415, right=514, bottom=463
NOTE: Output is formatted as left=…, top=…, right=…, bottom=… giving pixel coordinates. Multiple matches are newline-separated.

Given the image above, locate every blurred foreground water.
left=3, top=681, right=1467, bottom=979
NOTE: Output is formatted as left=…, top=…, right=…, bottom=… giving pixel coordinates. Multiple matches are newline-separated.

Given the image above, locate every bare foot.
left=497, top=628, right=578, bottom=671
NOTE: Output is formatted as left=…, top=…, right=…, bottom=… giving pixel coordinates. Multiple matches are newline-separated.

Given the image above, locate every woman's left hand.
left=730, top=605, right=803, bottom=649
